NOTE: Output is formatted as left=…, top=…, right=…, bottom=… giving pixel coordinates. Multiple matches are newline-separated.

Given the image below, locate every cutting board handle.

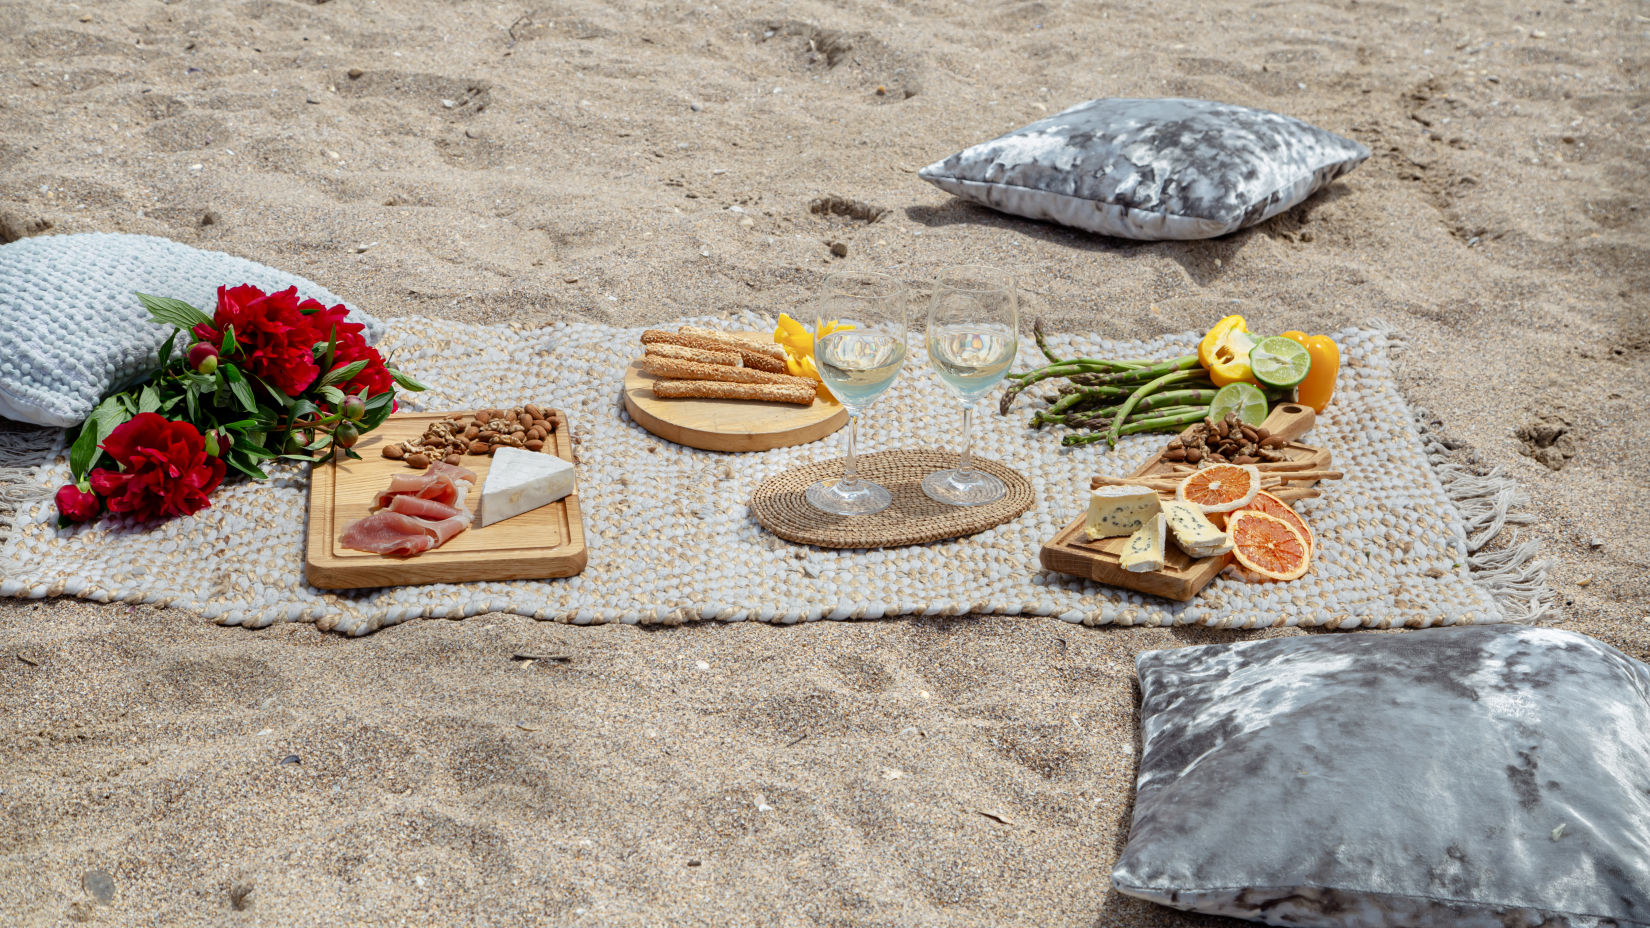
left=1260, top=403, right=1316, bottom=443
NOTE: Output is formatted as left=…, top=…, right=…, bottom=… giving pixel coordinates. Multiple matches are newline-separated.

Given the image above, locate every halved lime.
left=1209, top=382, right=1269, bottom=426
left=1249, top=336, right=1313, bottom=389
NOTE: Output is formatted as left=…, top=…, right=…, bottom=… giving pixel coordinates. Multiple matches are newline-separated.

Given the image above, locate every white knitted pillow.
left=0, top=234, right=381, bottom=427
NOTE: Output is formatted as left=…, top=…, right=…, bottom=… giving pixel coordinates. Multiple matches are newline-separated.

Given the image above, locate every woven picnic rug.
left=0, top=314, right=1552, bottom=635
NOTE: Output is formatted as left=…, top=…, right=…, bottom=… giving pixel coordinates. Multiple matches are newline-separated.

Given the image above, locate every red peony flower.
left=308, top=303, right=395, bottom=399
left=193, top=285, right=327, bottom=396
left=55, top=484, right=101, bottom=523
left=89, top=413, right=226, bottom=522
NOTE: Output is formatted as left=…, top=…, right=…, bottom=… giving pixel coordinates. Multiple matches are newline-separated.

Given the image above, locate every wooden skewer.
left=1091, top=476, right=1179, bottom=490
left=1269, top=470, right=1342, bottom=482
left=1256, top=459, right=1320, bottom=471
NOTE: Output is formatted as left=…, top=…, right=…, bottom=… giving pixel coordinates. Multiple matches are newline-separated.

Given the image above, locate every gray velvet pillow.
left=1113, top=626, right=1650, bottom=927
left=918, top=97, right=1369, bottom=240
left=0, top=233, right=380, bottom=427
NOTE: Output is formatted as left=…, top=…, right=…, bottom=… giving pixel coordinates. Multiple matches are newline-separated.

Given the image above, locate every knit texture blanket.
left=0, top=234, right=379, bottom=427
left=0, top=312, right=1553, bottom=635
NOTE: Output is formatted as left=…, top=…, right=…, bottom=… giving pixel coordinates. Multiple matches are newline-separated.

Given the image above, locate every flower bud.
left=341, top=396, right=367, bottom=421
left=204, top=430, right=222, bottom=458
left=335, top=422, right=360, bottom=449
left=188, top=342, right=220, bottom=374
left=55, top=484, right=101, bottom=524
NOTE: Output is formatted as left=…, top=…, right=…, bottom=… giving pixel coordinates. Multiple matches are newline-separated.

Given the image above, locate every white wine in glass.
left=922, top=266, right=1018, bottom=507
left=805, top=272, right=909, bottom=516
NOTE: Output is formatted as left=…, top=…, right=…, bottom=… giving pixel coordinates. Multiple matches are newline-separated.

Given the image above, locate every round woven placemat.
left=749, top=449, right=1035, bottom=549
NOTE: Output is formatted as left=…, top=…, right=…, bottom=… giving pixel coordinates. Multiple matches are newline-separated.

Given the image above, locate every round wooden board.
left=622, top=346, right=849, bottom=453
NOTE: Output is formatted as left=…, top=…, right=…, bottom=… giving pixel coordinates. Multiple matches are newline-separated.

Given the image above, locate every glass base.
left=806, top=477, right=892, bottom=516
left=922, top=468, right=1006, bottom=507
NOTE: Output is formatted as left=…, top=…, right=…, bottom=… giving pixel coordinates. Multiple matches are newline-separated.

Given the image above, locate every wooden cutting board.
left=1039, top=404, right=1330, bottom=601
left=305, top=410, right=587, bottom=590
left=621, top=332, right=848, bottom=452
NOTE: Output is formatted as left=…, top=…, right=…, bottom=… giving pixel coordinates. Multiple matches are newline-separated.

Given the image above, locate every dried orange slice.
left=1239, top=490, right=1313, bottom=553
left=1175, top=463, right=1260, bottom=513
left=1227, top=510, right=1311, bottom=581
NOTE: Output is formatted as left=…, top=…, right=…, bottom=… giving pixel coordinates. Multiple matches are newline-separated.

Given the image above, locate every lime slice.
left=1249, top=336, right=1312, bottom=389
left=1209, top=382, right=1269, bottom=426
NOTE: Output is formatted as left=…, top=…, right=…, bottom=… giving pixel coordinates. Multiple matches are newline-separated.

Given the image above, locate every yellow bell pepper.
left=1197, top=315, right=1260, bottom=386
left=1278, top=331, right=1340, bottom=412
left=774, top=314, right=853, bottom=403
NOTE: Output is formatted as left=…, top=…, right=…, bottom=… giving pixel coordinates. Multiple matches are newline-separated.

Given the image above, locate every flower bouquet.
left=55, top=284, right=424, bottom=527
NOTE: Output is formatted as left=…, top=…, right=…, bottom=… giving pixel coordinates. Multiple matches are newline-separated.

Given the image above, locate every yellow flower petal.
left=774, top=314, right=813, bottom=355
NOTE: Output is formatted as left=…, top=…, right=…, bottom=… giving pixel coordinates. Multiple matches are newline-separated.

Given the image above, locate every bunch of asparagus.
left=999, top=321, right=1218, bottom=448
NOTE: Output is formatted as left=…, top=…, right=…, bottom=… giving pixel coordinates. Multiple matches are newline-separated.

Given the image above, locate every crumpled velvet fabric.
left=918, top=97, right=1369, bottom=240
left=1113, top=626, right=1650, bottom=927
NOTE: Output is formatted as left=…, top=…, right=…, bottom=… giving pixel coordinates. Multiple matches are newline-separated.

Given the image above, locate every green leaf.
left=185, top=385, right=200, bottom=422
left=318, top=358, right=369, bottom=389
left=236, top=443, right=277, bottom=461
left=156, top=330, right=179, bottom=368
left=359, top=401, right=393, bottom=432
left=68, top=396, right=128, bottom=480
left=317, top=385, right=345, bottom=405
left=220, top=323, right=238, bottom=355
left=220, top=363, right=258, bottom=412
left=138, top=384, right=161, bottom=414
left=117, top=393, right=137, bottom=415
left=225, top=455, right=269, bottom=481
left=318, top=325, right=338, bottom=372
left=387, top=366, right=427, bottom=392
left=290, top=398, right=319, bottom=421
left=363, top=390, right=394, bottom=412
left=304, top=432, right=335, bottom=451
left=248, top=373, right=295, bottom=409
left=137, top=292, right=214, bottom=332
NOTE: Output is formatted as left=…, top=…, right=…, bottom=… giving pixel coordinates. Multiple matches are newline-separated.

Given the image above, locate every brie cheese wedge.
left=479, top=446, right=577, bottom=527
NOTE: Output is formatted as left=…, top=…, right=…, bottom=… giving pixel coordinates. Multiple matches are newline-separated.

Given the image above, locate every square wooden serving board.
left=1038, top=404, right=1330, bottom=602
left=305, top=411, right=587, bottom=590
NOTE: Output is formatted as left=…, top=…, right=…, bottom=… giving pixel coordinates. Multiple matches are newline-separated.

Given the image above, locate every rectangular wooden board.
left=1039, top=404, right=1329, bottom=602
left=305, top=410, right=587, bottom=590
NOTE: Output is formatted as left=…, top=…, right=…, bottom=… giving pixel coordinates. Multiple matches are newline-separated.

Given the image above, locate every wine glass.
left=805, top=271, right=910, bottom=516
left=922, top=265, right=1018, bottom=507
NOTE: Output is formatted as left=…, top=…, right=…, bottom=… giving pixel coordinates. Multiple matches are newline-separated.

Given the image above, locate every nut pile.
left=382, top=404, right=557, bottom=469
left=1163, top=413, right=1288, bottom=465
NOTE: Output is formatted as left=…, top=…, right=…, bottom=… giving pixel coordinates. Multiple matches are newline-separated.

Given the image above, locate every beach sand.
left=1, top=0, right=1647, bottom=923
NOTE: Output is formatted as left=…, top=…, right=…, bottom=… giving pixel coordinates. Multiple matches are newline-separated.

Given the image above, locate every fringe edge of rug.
left=1411, top=406, right=1556, bottom=625
left=1377, top=323, right=1557, bottom=626
left=0, top=428, right=56, bottom=566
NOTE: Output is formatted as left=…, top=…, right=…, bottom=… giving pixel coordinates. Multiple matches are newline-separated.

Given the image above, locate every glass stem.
left=958, top=405, right=974, bottom=477
left=841, top=415, right=860, bottom=490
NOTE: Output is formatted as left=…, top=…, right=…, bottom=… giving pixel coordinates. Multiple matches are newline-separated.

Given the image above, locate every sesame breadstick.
left=643, top=343, right=743, bottom=368
left=639, top=355, right=814, bottom=388
left=640, top=330, right=788, bottom=373
left=651, top=379, right=816, bottom=405
left=677, top=327, right=782, bottom=355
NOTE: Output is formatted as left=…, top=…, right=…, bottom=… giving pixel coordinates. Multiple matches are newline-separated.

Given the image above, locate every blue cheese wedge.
left=479, top=446, right=577, bottom=527
left=1084, top=486, right=1162, bottom=540
left=1162, top=499, right=1230, bottom=557
left=1120, top=513, right=1167, bottom=572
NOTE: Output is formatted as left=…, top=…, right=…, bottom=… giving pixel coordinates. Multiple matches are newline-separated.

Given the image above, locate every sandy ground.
left=2, top=0, right=1648, bottom=924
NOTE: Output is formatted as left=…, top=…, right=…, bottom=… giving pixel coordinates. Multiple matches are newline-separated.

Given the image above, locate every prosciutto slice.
left=373, top=472, right=463, bottom=510
left=427, top=460, right=478, bottom=484
left=339, top=509, right=471, bottom=556
left=345, top=463, right=478, bottom=557
left=387, top=494, right=464, bottom=521
left=339, top=511, right=439, bottom=556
